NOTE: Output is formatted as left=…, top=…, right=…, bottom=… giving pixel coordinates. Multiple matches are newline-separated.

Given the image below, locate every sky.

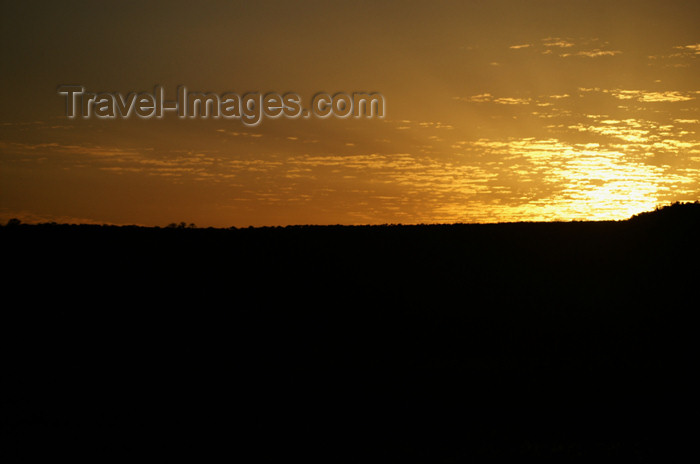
left=1, top=0, right=699, bottom=227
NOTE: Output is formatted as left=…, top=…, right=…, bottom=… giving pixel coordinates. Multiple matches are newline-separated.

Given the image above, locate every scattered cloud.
left=455, top=93, right=492, bottom=103
left=610, top=90, right=695, bottom=102
left=577, top=87, right=696, bottom=103
left=648, top=43, right=699, bottom=67
left=455, top=94, right=531, bottom=105
left=494, top=97, right=531, bottom=105
left=543, top=37, right=575, bottom=48
left=674, top=43, right=700, bottom=54
left=506, top=37, right=623, bottom=58
left=561, top=49, right=622, bottom=58
left=454, top=137, right=697, bottom=221
left=216, top=129, right=263, bottom=138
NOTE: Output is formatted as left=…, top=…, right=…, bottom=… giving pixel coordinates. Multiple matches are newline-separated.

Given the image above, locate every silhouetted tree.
left=165, top=222, right=196, bottom=229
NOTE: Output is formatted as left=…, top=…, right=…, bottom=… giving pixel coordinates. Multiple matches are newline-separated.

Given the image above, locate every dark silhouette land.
left=2, top=202, right=698, bottom=461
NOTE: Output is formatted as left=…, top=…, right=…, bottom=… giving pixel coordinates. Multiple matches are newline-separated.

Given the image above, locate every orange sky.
left=1, top=0, right=699, bottom=227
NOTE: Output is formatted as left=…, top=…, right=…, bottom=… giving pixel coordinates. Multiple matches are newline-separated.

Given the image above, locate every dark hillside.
left=2, top=204, right=699, bottom=460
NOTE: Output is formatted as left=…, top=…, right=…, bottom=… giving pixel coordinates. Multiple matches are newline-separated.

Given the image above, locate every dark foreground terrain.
left=2, top=203, right=699, bottom=461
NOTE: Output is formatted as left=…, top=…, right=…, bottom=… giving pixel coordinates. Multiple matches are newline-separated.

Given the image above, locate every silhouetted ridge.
left=2, top=203, right=699, bottom=460
left=629, top=200, right=700, bottom=224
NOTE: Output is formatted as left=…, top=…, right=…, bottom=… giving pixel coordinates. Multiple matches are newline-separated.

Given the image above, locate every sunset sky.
left=1, top=0, right=699, bottom=227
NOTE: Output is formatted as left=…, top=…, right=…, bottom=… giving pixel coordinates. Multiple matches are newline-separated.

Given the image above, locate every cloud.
left=542, top=38, right=575, bottom=48
left=455, top=94, right=531, bottom=105
left=453, top=137, right=696, bottom=221
left=567, top=121, right=650, bottom=143
left=577, top=87, right=696, bottom=103
left=455, top=93, right=492, bottom=103
left=0, top=141, right=141, bottom=159
left=493, top=97, right=531, bottom=105
left=216, top=129, right=263, bottom=138
left=417, top=121, right=454, bottom=129
left=522, top=37, right=622, bottom=58
left=561, top=49, right=622, bottom=58
left=611, top=90, right=694, bottom=102
left=648, top=43, right=699, bottom=67
left=674, top=44, right=700, bottom=54
left=564, top=115, right=700, bottom=154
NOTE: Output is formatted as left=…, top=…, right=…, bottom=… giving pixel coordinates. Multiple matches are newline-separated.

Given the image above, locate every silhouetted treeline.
left=2, top=204, right=699, bottom=461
